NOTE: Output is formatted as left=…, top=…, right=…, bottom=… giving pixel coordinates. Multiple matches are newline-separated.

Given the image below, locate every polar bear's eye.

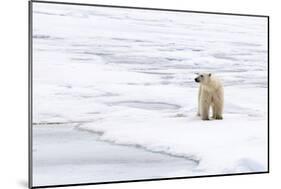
left=200, top=75, right=203, bottom=78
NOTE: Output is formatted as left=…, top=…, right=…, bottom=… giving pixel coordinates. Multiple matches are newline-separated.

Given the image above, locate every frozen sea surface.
left=33, top=125, right=197, bottom=186
left=32, top=2, right=268, bottom=186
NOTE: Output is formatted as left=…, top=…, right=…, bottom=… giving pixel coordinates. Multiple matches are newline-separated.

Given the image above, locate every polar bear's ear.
left=209, top=73, right=212, bottom=77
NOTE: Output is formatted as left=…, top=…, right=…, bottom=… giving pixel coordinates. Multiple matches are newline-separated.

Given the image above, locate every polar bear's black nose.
left=195, top=78, right=199, bottom=82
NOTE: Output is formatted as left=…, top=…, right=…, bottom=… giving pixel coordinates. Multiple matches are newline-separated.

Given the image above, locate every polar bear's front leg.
left=197, top=85, right=202, bottom=116
left=201, top=102, right=210, bottom=120
left=200, top=91, right=211, bottom=120
left=211, top=104, right=216, bottom=119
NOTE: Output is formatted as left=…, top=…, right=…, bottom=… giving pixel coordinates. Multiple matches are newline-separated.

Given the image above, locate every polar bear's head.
left=194, top=73, right=212, bottom=85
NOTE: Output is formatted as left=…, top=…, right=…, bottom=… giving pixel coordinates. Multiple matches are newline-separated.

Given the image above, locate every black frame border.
left=28, top=0, right=270, bottom=188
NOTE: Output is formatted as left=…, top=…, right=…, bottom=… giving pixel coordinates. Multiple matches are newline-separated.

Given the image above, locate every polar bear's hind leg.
left=215, top=103, right=223, bottom=120
left=213, top=99, right=223, bottom=120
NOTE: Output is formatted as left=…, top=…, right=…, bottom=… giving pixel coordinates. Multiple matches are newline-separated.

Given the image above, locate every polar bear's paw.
left=213, top=115, right=223, bottom=120
left=202, top=117, right=210, bottom=121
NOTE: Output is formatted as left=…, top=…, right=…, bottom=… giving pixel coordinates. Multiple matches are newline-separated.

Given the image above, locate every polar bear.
left=195, top=73, right=224, bottom=120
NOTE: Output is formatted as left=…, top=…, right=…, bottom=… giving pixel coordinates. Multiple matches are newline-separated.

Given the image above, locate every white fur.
left=196, top=73, right=224, bottom=120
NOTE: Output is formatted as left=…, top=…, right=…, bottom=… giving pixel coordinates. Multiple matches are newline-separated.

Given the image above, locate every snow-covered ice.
left=32, top=2, right=268, bottom=186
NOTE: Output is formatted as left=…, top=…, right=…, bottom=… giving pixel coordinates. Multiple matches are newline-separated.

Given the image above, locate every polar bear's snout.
left=195, top=75, right=202, bottom=83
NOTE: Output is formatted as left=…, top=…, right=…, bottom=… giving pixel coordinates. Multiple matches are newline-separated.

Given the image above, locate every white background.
left=0, top=0, right=277, bottom=188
